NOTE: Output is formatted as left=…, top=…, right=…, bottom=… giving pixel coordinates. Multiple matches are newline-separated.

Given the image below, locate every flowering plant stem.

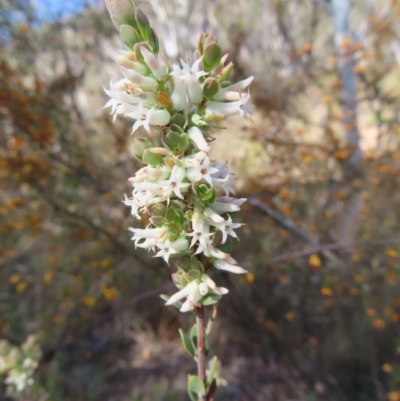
left=196, top=305, right=207, bottom=398
left=103, top=1, right=253, bottom=399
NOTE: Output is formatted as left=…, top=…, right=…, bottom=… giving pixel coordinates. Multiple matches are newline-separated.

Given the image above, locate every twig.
left=248, top=197, right=344, bottom=266
left=196, top=305, right=207, bottom=401
left=270, top=237, right=400, bottom=263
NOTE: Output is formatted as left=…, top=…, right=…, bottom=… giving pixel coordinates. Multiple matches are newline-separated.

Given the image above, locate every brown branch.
left=196, top=305, right=207, bottom=401
left=248, top=197, right=345, bottom=267
left=270, top=237, right=400, bottom=264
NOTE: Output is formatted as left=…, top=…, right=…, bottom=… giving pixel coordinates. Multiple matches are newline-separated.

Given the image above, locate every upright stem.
left=196, top=305, right=207, bottom=401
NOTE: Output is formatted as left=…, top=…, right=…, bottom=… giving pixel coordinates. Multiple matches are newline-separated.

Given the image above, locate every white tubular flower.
left=170, top=58, right=207, bottom=108
left=186, top=157, right=219, bottom=185
left=188, top=126, right=211, bottom=153
left=104, top=79, right=142, bottom=120
left=140, top=46, right=167, bottom=79
left=166, top=281, right=199, bottom=306
left=212, top=256, right=248, bottom=274
left=204, top=93, right=253, bottom=121
left=123, top=194, right=141, bottom=219
left=213, top=76, right=254, bottom=101
left=127, top=102, right=170, bottom=134
left=166, top=275, right=229, bottom=313
left=187, top=226, right=214, bottom=249
left=180, top=150, right=208, bottom=168
left=169, top=69, right=187, bottom=111
left=120, top=66, right=159, bottom=91
left=212, top=197, right=247, bottom=213
left=210, top=162, right=236, bottom=196
left=159, top=165, right=190, bottom=200
left=129, top=166, right=170, bottom=183
left=210, top=216, right=243, bottom=243
left=155, top=238, right=189, bottom=263
left=203, top=207, right=225, bottom=223
left=201, top=274, right=229, bottom=295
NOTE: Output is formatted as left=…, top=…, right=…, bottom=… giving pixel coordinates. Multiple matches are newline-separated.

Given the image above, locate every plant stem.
left=196, top=305, right=207, bottom=401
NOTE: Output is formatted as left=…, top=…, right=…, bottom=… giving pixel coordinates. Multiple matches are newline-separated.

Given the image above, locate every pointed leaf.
left=207, top=356, right=218, bottom=386
left=188, top=375, right=206, bottom=397
left=190, top=323, right=198, bottom=351
left=179, top=329, right=196, bottom=357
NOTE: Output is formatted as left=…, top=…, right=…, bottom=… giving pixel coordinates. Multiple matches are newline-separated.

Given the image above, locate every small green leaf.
left=201, top=293, right=222, bottom=306
left=148, top=28, right=159, bottom=54
left=170, top=112, right=186, bottom=128
left=218, top=237, right=233, bottom=254
left=132, top=137, right=153, bottom=162
left=119, top=24, right=141, bottom=49
left=135, top=8, right=150, bottom=41
left=207, top=356, right=218, bottom=386
left=190, top=323, right=198, bottom=351
left=188, top=375, right=206, bottom=399
left=142, top=149, right=163, bottom=167
left=203, top=77, right=220, bottom=98
left=178, top=133, right=190, bottom=152
left=203, top=43, right=222, bottom=70
left=185, top=269, right=201, bottom=282
left=179, top=329, right=196, bottom=358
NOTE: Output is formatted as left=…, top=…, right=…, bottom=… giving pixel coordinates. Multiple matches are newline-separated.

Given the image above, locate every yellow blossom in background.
left=266, top=320, right=276, bottom=329
left=52, top=316, right=61, bottom=324
left=16, top=282, right=27, bottom=293
left=309, top=254, right=321, bottom=268
left=285, top=312, right=295, bottom=321
left=387, top=392, right=400, bottom=401
left=245, top=272, right=254, bottom=284
left=382, top=363, right=393, bottom=373
left=43, top=272, right=53, bottom=285
left=9, top=273, right=21, bottom=284
left=386, top=249, right=399, bottom=258
left=321, top=287, right=333, bottom=296
left=372, top=319, right=385, bottom=331
left=82, top=297, right=96, bottom=307
left=102, top=287, right=117, bottom=301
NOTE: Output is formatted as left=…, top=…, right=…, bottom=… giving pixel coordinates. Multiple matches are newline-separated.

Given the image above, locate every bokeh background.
left=1, top=0, right=400, bottom=400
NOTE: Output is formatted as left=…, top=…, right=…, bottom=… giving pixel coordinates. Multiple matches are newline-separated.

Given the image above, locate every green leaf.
left=135, top=8, right=150, bottom=41
left=119, top=24, right=141, bottom=49
left=203, top=77, right=220, bottom=98
left=105, top=0, right=138, bottom=30
left=190, top=257, right=204, bottom=273
left=187, top=375, right=206, bottom=399
left=142, top=149, right=163, bottom=167
left=203, top=43, right=222, bottom=70
left=149, top=28, right=159, bottom=54
left=201, top=293, right=222, bottom=306
left=218, top=237, right=233, bottom=254
left=170, top=112, right=186, bottom=128
left=190, top=323, right=198, bottom=351
left=132, top=137, right=153, bottom=162
left=179, top=329, right=196, bottom=358
left=178, top=133, right=190, bottom=152
left=207, top=356, right=218, bottom=386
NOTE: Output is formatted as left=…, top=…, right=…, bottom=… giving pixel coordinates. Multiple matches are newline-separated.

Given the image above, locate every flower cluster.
left=105, top=0, right=253, bottom=312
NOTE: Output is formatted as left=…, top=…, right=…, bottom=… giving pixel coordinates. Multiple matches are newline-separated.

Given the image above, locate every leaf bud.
left=170, top=113, right=186, bottom=128
left=119, top=24, right=141, bottom=49
left=202, top=77, right=220, bottom=98
left=135, top=8, right=151, bottom=41
left=132, top=137, right=153, bottom=162
left=217, top=61, right=233, bottom=82
left=148, top=28, right=160, bottom=55
left=142, top=148, right=163, bottom=166
left=105, top=0, right=138, bottom=30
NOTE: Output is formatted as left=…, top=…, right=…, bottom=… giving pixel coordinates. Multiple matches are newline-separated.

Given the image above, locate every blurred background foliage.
left=1, top=0, right=400, bottom=400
